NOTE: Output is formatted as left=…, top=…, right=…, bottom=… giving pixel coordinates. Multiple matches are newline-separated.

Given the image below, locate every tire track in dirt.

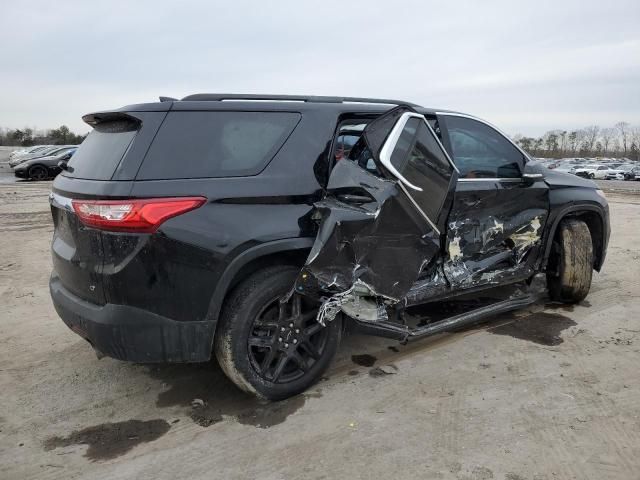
left=0, top=211, right=53, bottom=232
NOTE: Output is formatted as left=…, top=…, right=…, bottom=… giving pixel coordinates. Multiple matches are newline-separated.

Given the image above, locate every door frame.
left=379, top=112, right=460, bottom=189
left=376, top=111, right=460, bottom=234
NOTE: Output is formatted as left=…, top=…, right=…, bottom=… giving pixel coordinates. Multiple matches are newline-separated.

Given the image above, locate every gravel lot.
left=1, top=155, right=639, bottom=479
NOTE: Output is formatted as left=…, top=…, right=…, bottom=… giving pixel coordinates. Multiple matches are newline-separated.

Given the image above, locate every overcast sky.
left=1, top=0, right=638, bottom=136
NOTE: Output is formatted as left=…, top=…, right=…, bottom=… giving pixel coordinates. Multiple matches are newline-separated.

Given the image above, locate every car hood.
left=525, top=161, right=595, bottom=188
left=543, top=166, right=598, bottom=189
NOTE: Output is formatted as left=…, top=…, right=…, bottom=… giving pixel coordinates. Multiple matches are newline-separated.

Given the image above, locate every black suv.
left=49, top=94, right=610, bottom=399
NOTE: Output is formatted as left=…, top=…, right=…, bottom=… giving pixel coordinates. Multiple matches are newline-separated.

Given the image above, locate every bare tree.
left=533, top=138, right=544, bottom=156
left=568, top=131, right=578, bottom=155
left=543, top=131, right=559, bottom=156
left=583, top=125, right=599, bottom=152
left=572, top=129, right=586, bottom=156
left=631, top=127, right=640, bottom=161
left=611, top=137, right=621, bottom=155
left=616, top=122, right=630, bottom=155
left=600, top=127, right=615, bottom=155
left=559, top=130, right=568, bottom=155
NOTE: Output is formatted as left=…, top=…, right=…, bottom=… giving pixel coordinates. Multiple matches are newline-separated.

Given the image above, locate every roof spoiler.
left=82, top=111, right=142, bottom=127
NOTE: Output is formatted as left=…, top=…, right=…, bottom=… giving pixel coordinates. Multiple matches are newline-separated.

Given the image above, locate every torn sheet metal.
left=295, top=160, right=440, bottom=324
left=444, top=211, right=547, bottom=288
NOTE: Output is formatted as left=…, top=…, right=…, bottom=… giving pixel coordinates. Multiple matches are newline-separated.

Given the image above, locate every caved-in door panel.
left=444, top=180, right=548, bottom=287
left=295, top=106, right=457, bottom=324
left=295, top=159, right=440, bottom=302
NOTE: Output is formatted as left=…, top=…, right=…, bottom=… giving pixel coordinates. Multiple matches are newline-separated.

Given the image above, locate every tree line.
left=0, top=126, right=87, bottom=146
left=513, top=122, right=640, bottom=161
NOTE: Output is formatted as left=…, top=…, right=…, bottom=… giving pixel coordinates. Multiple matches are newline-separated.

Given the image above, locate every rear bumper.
left=49, top=275, right=215, bottom=363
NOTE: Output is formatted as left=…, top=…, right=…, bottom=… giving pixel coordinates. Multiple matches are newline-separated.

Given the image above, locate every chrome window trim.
left=379, top=112, right=460, bottom=191
left=379, top=114, right=424, bottom=191
left=457, top=178, right=523, bottom=183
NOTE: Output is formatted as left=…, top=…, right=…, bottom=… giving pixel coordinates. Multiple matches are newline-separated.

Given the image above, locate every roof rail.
left=179, top=93, right=421, bottom=108
left=159, top=96, right=177, bottom=102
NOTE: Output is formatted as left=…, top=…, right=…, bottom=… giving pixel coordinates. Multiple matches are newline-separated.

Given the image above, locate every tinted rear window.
left=64, top=120, right=138, bottom=180
left=137, top=111, right=301, bottom=179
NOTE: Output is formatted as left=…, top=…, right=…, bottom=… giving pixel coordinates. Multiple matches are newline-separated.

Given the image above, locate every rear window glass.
left=137, top=111, right=301, bottom=179
left=64, top=120, right=138, bottom=180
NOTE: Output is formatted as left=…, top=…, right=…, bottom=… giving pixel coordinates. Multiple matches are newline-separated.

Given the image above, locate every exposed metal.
left=296, top=105, right=552, bottom=330
left=351, top=293, right=538, bottom=342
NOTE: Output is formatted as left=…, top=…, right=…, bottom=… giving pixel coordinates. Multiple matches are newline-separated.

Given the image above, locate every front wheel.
left=547, top=219, right=594, bottom=303
left=588, top=173, right=595, bottom=179
left=215, top=265, right=341, bottom=400
left=28, top=165, right=49, bottom=181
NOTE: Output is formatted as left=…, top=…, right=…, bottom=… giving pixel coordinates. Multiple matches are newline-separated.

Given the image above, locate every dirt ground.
left=1, top=165, right=639, bottom=479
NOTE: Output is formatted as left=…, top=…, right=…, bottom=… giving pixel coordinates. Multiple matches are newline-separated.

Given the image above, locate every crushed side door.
left=443, top=181, right=548, bottom=288
left=294, top=106, right=458, bottom=324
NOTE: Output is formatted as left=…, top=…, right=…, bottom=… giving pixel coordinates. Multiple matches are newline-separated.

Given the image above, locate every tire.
left=214, top=265, right=341, bottom=400
left=588, top=173, right=595, bottom=179
left=547, top=219, right=594, bottom=303
left=28, top=165, right=48, bottom=181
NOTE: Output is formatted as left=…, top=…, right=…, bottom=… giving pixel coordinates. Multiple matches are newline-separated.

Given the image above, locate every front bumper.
left=50, top=275, right=215, bottom=363
left=14, top=169, right=27, bottom=178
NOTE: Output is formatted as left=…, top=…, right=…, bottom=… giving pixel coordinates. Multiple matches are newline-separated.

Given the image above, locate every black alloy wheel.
left=28, top=165, right=48, bottom=181
left=248, top=294, right=328, bottom=384
left=215, top=265, right=341, bottom=399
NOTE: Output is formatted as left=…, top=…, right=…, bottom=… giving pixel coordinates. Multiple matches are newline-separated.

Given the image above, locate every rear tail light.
left=71, top=197, right=206, bottom=233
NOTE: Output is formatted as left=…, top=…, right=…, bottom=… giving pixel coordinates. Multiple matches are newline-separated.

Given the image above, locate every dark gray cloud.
left=1, top=0, right=638, bottom=135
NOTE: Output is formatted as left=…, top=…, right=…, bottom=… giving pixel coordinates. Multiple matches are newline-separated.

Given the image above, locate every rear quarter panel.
left=100, top=108, right=339, bottom=324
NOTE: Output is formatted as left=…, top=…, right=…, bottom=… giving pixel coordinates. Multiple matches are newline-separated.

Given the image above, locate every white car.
left=574, top=165, right=620, bottom=179
left=8, top=145, right=52, bottom=160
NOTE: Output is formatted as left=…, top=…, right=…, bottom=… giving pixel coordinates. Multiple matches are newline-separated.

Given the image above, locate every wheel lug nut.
left=293, top=339, right=298, bottom=344
left=295, top=329, right=300, bottom=334
left=289, top=323, right=294, bottom=328
left=284, top=343, right=289, bottom=348
left=278, top=337, right=282, bottom=342
left=281, top=327, right=286, bottom=332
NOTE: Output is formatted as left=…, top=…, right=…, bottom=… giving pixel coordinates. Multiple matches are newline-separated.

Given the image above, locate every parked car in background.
left=9, top=145, right=76, bottom=168
left=575, top=165, right=616, bottom=179
left=623, top=166, right=640, bottom=181
left=13, top=148, right=76, bottom=180
left=604, top=168, right=625, bottom=180
left=8, top=145, right=52, bottom=160
left=553, top=162, right=577, bottom=174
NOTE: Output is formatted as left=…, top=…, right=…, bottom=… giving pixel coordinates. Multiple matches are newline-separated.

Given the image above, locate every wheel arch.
left=542, top=204, right=607, bottom=272
left=205, top=238, right=313, bottom=330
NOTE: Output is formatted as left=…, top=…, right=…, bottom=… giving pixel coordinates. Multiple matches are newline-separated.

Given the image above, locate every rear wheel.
left=28, top=165, right=48, bottom=181
left=547, top=219, right=594, bottom=303
left=215, top=265, right=341, bottom=400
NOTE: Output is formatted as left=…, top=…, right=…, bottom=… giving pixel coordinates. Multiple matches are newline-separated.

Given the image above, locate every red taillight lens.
left=71, top=197, right=206, bottom=233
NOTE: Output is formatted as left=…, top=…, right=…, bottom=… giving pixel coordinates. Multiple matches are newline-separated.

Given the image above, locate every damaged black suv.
left=50, top=94, right=610, bottom=399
